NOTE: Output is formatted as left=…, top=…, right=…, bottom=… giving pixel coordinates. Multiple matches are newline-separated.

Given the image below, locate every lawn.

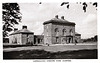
left=3, top=45, right=97, bottom=52
left=3, top=49, right=97, bottom=59
left=3, top=44, right=97, bottom=59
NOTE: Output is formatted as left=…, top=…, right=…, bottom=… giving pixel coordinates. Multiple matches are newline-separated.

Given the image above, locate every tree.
left=61, top=2, right=97, bottom=12
left=94, top=35, right=97, bottom=41
left=2, top=3, right=22, bottom=37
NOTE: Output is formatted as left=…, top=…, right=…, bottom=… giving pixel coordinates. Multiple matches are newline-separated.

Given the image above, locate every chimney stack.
left=22, top=25, right=27, bottom=29
left=61, top=16, right=64, bottom=20
left=14, top=28, right=18, bottom=32
left=55, top=15, right=58, bottom=19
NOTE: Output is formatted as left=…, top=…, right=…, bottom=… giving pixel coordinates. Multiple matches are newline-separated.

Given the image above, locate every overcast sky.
left=15, top=3, right=97, bottom=39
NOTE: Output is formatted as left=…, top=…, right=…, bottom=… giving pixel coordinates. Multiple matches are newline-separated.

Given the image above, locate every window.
left=14, top=37, right=17, bottom=44
left=55, top=28, right=59, bottom=36
left=56, top=37, right=59, bottom=43
left=62, top=29, right=66, bottom=36
left=69, top=29, right=73, bottom=35
left=55, top=28, right=58, bottom=32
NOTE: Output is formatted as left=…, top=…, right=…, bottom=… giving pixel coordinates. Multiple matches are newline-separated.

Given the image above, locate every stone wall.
left=9, top=33, right=34, bottom=45
left=9, top=34, right=22, bottom=44
left=22, top=33, right=34, bottom=45
left=44, top=23, right=75, bottom=44
left=51, top=24, right=75, bottom=44
left=44, top=23, right=52, bottom=44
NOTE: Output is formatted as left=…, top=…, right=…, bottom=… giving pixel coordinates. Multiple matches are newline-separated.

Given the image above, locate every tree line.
left=83, top=35, right=98, bottom=42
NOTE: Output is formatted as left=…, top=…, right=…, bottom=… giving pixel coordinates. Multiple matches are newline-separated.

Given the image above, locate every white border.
left=0, top=0, right=100, bottom=63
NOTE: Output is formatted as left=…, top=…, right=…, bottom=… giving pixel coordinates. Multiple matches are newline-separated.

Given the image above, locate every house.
left=9, top=26, right=34, bottom=45
left=8, top=15, right=81, bottom=45
left=43, top=15, right=81, bottom=45
left=75, top=32, right=81, bottom=43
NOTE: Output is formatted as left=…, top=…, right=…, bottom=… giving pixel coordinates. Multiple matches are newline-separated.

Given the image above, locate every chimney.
left=22, top=25, right=27, bottom=29
left=55, top=15, right=58, bottom=19
left=14, top=28, right=18, bottom=32
left=61, top=16, right=64, bottom=20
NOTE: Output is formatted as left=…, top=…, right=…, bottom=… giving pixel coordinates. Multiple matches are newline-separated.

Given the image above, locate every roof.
left=43, top=18, right=75, bottom=26
left=75, top=32, right=81, bottom=36
left=34, top=35, right=44, bottom=38
left=10, top=29, right=34, bottom=35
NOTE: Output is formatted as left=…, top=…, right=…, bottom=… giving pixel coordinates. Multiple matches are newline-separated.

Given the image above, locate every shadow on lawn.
left=3, top=49, right=97, bottom=59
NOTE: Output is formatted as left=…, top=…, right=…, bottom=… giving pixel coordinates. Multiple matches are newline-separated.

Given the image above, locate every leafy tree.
left=2, top=3, right=22, bottom=37
left=61, top=2, right=97, bottom=12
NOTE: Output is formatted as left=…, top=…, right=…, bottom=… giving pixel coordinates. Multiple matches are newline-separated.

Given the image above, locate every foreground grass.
left=3, top=49, right=97, bottom=59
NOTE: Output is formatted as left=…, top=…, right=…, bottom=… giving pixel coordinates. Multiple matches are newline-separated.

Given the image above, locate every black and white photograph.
left=1, top=0, right=99, bottom=62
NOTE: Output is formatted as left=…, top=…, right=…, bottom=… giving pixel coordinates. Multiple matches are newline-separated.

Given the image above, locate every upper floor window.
left=55, top=28, right=59, bottom=36
left=69, top=29, right=73, bottom=35
left=62, top=29, right=66, bottom=36
left=55, top=28, right=59, bottom=32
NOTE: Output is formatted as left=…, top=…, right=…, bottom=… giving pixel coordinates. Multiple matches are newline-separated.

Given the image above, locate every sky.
left=15, top=2, right=97, bottom=39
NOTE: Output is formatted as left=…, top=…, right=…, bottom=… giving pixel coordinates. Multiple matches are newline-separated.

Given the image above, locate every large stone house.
left=8, top=15, right=81, bottom=45
left=43, top=15, right=81, bottom=45
left=9, top=26, right=34, bottom=45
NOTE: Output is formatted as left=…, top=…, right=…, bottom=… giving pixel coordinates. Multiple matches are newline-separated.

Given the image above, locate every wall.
left=44, top=23, right=52, bottom=44
left=9, top=33, right=34, bottom=45
left=44, top=23, right=75, bottom=45
left=9, top=34, right=22, bottom=44
left=22, top=33, right=34, bottom=45
left=75, top=35, right=81, bottom=43
left=51, top=24, right=75, bottom=44
left=34, top=35, right=44, bottom=44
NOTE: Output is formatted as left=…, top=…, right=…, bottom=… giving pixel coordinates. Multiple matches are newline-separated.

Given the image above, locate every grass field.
left=3, top=49, right=97, bottom=59
left=3, top=45, right=97, bottom=52
left=3, top=43, right=97, bottom=59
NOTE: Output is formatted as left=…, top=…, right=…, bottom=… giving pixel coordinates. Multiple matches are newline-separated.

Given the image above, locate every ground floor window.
left=61, top=37, right=73, bottom=44
left=56, top=37, right=59, bottom=43
left=68, top=38, right=71, bottom=43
